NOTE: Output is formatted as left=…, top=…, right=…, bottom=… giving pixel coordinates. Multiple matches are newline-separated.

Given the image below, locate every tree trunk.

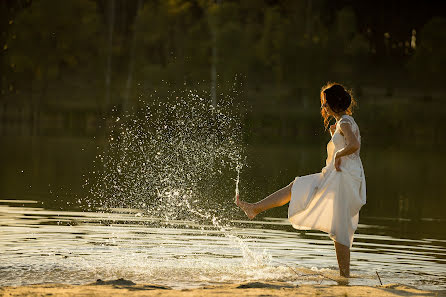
left=123, top=0, right=142, bottom=112
left=105, top=0, right=115, bottom=113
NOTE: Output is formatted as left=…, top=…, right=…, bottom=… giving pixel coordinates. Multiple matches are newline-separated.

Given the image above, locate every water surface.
left=1, top=97, right=445, bottom=292
left=0, top=199, right=444, bottom=290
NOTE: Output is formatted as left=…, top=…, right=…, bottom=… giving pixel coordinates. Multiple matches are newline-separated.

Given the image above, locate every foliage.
left=408, top=17, right=446, bottom=89
left=6, top=0, right=104, bottom=88
left=2, top=0, right=444, bottom=106
left=133, top=0, right=208, bottom=85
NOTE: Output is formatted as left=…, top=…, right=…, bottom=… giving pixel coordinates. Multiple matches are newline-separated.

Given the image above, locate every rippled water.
left=1, top=199, right=444, bottom=291
left=1, top=91, right=446, bottom=292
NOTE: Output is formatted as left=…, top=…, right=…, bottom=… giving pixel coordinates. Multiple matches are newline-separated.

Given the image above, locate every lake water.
left=0, top=95, right=445, bottom=292
left=0, top=199, right=445, bottom=291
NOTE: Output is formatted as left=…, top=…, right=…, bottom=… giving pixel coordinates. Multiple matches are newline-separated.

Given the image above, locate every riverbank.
left=0, top=280, right=441, bottom=297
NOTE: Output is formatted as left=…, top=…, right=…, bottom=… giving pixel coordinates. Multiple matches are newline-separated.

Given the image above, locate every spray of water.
left=234, top=163, right=242, bottom=203
left=83, top=89, right=278, bottom=275
left=88, top=90, right=245, bottom=225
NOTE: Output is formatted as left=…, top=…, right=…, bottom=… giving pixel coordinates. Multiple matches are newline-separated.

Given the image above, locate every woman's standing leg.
left=334, top=241, right=350, bottom=277
left=236, top=181, right=293, bottom=219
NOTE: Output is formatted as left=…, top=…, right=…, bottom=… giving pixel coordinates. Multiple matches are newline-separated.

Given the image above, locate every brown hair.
left=320, top=82, right=357, bottom=130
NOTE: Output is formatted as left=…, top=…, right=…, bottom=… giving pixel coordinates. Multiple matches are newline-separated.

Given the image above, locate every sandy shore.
left=0, top=279, right=442, bottom=297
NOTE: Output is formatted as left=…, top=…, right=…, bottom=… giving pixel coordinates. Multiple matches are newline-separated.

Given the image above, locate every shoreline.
left=0, top=279, right=442, bottom=297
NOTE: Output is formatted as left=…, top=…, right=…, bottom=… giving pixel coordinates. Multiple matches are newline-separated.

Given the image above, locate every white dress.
left=288, top=114, right=366, bottom=248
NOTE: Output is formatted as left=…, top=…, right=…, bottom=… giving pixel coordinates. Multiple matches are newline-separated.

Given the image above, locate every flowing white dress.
left=288, top=114, right=366, bottom=248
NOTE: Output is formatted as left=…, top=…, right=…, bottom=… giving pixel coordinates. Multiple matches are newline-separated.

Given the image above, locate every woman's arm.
left=334, top=122, right=360, bottom=171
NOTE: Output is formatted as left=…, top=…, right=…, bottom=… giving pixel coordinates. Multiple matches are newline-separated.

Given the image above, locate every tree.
left=6, top=0, right=104, bottom=99
left=408, top=17, right=446, bottom=91
left=133, top=0, right=208, bottom=87
left=329, top=7, right=369, bottom=82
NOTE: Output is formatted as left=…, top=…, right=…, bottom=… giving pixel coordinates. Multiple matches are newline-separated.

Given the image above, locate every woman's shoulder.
left=342, top=114, right=355, bottom=121
left=337, top=114, right=355, bottom=126
left=337, top=115, right=361, bottom=136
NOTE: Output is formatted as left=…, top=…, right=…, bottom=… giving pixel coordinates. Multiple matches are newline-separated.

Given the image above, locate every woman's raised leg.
left=236, top=181, right=293, bottom=219
left=334, top=241, right=350, bottom=277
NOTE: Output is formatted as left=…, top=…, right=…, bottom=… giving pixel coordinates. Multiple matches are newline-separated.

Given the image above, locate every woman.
left=236, top=82, right=366, bottom=277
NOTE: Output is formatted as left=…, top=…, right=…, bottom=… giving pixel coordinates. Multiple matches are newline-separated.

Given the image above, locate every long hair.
left=320, top=82, right=357, bottom=130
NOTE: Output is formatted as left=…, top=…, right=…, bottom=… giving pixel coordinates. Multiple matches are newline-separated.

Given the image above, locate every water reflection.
left=2, top=134, right=446, bottom=223
left=0, top=200, right=444, bottom=290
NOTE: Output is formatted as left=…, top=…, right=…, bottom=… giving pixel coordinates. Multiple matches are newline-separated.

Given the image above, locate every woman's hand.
left=334, top=152, right=342, bottom=171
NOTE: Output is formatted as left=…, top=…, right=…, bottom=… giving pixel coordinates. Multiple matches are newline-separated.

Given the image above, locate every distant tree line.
left=1, top=0, right=445, bottom=109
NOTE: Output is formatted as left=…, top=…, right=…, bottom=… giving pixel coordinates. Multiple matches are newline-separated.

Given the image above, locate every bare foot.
left=235, top=194, right=258, bottom=219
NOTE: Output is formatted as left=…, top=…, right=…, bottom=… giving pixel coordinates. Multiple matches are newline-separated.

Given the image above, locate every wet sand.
left=0, top=280, right=441, bottom=297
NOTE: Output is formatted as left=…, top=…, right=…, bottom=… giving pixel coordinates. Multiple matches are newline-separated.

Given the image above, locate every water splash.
left=234, top=163, right=241, bottom=203
left=83, top=89, right=278, bottom=272
left=230, top=235, right=272, bottom=267
left=88, top=90, right=245, bottom=223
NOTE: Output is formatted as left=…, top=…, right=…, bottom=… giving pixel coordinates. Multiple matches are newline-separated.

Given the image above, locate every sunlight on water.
left=0, top=201, right=445, bottom=290
left=80, top=90, right=266, bottom=274
left=1, top=91, right=445, bottom=292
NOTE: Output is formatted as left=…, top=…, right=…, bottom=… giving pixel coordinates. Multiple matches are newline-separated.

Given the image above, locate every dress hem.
left=289, top=222, right=353, bottom=248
